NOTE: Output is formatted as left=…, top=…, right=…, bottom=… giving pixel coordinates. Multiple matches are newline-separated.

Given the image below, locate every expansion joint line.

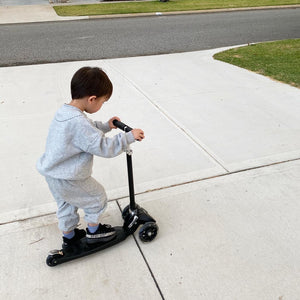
left=116, top=201, right=165, bottom=300
left=105, top=61, right=229, bottom=173
left=1, top=158, right=298, bottom=226
left=113, top=157, right=300, bottom=202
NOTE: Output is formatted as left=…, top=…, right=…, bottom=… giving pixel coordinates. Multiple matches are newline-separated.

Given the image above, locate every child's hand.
left=132, top=129, right=145, bottom=141
left=109, top=116, right=120, bottom=129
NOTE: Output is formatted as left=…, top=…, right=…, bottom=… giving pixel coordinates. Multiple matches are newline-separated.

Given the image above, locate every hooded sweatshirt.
left=36, top=104, right=135, bottom=180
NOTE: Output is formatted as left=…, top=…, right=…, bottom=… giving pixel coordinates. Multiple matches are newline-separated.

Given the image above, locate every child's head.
left=71, top=67, right=113, bottom=100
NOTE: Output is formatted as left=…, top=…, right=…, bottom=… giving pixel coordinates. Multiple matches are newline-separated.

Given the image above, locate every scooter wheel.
left=122, top=205, right=130, bottom=220
left=139, top=222, right=159, bottom=243
left=46, top=255, right=59, bottom=267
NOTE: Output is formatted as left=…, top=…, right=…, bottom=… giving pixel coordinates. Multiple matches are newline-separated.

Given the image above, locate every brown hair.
left=71, top=67, right=113, bottom=99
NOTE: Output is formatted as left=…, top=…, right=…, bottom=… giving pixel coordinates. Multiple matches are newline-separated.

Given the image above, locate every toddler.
left=37, top=66, right=144, bottom=250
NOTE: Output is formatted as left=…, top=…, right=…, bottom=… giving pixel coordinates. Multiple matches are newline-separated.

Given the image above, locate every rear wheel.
left=46, top=255, right=60, bottom=267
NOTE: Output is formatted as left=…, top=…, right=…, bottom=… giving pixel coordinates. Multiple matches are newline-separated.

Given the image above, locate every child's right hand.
left=131, top=129, right=145, bottom=141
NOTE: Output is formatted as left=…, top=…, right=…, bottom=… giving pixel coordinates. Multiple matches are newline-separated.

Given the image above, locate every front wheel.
left=138, top=222, right=159, bottom=243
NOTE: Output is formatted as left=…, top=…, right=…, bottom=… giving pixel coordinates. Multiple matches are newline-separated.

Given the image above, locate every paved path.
left=1, top=48, right=299, bottom=299
left=1, top=1, right=300, bottom=299
left=0, top=4, right=88, bottom=24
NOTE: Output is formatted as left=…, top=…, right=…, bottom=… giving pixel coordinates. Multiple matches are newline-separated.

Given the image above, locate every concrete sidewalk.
left=0, top=48, right=300, bottom=299
left=0, top=4, right=88, bottom=24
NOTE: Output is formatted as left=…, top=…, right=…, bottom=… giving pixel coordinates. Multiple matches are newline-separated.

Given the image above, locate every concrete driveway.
left=0, top=48, right=299, bottom=299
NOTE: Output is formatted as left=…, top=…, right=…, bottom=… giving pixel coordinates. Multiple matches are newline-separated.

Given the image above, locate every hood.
left=55, top=104, right=84, bottom=122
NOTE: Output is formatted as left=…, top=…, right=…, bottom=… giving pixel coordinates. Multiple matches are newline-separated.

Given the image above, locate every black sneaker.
left=62, top=228, right=86, bottom=251
left=86, top=224, right=116, bottom=244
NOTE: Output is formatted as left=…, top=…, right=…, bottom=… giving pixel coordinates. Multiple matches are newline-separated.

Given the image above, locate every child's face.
left=86, top=95, right=109, bottom=114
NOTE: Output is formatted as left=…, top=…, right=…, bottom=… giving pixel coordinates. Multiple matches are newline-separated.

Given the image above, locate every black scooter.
left=46, top=120, right=158, bottom=267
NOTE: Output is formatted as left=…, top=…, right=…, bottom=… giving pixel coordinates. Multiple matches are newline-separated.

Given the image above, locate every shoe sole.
left=86, top=232, right=117, bottom=244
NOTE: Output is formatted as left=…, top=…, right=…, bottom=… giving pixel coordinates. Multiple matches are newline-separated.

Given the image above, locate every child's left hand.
left=109, top=116, right=121, bottom=129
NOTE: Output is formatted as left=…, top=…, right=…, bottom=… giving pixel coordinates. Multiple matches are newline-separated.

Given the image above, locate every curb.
left=0, top=4, right=299, bottom=25
left=83, top=5, right=300, bottom=20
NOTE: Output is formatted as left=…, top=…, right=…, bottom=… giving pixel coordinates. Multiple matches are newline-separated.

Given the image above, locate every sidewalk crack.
left=116, top=201, right=165, bottom=300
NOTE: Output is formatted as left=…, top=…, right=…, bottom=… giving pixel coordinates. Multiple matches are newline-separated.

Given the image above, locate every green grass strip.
left=214, top=39, right=300, bottom=88
left=54, top=0, right=300, bottom=17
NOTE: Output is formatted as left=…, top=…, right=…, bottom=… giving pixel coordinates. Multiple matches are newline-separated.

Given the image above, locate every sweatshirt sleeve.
left=73, top=116, right=135, bottom=158
left=87, top=131, right=135, bottom=157
left=94, top=121, right=111, bottom=134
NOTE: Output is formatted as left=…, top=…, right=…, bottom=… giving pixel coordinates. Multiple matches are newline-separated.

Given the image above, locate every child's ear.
left=88, top=96, right=97, bottom=103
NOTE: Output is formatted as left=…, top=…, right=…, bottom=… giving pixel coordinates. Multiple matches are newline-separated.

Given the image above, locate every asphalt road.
left=0, top=8, right=300, bottom=66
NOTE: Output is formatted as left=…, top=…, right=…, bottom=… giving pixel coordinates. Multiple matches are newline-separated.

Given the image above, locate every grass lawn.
left=213, top=39, right=300, bottom=88
left=54, top=0, right=300, bottom=16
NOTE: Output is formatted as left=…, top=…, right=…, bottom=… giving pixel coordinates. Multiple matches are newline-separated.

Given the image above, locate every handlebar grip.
left=112, top=120, right=133, bottom=132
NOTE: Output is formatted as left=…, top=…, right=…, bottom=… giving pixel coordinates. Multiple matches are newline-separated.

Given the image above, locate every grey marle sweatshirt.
left=36, top=104, right=135, bottom=180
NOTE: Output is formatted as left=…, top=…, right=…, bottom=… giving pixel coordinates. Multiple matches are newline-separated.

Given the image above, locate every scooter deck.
left=46, top=227, right=128, bottom=266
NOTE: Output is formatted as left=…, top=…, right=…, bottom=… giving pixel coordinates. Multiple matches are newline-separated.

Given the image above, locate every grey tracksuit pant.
left=46, top=176, right=107, bottom=232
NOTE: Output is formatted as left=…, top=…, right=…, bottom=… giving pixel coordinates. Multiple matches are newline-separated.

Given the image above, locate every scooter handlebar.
left=112, top=120, right=133, bottom=132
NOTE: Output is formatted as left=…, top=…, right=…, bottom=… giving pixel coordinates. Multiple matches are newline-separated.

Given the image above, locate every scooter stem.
left=126, top=149, right=136, bottom=210
left=113, top=120, right=136, bottom=210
